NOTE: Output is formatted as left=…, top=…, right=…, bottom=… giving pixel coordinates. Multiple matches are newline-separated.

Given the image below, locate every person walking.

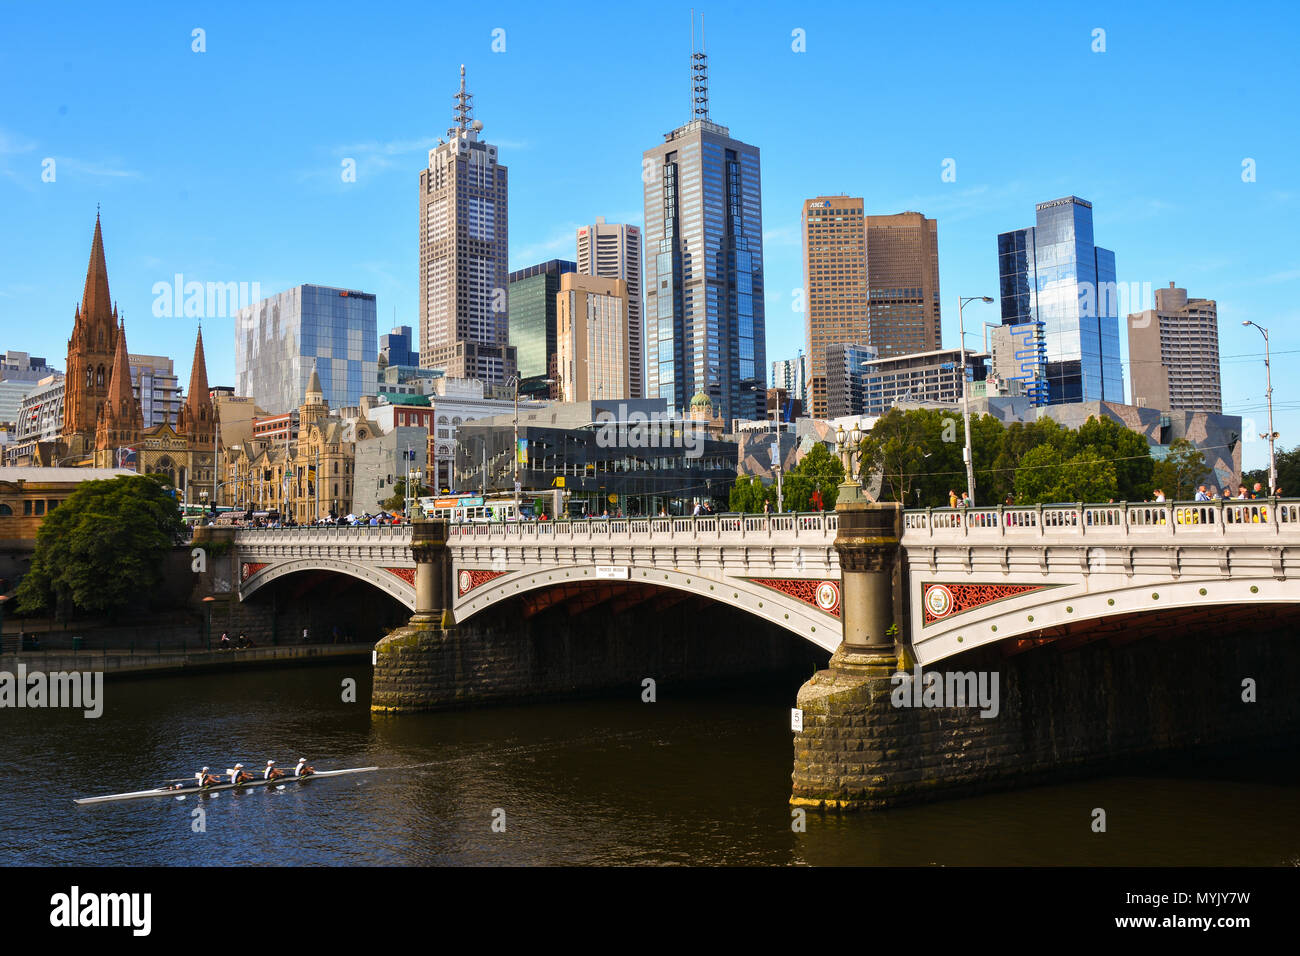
left=959, top=492, right=971, bottom=508
left=1195, top=485, right=1209, bottom=501
left=948, top=489, right=959, bottom=509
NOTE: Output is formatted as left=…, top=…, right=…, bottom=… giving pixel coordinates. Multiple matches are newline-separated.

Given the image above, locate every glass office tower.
left=235, top=284, right=378, bottom=413
left=643, top=117, right=765, bottom=425
left=997, top=196, right=1123, bottom=406
left=508, top=259, right=575, bottom=380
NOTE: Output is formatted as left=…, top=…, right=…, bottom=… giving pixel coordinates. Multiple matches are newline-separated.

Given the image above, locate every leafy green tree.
left=1013, top=444, right=1064, bottom=504
left=1073, top=415, right=1153, bottom=501
left=1152, top=438, right=1208, bottom=501
left=1245, top=445, right=1300, bottom=496
left=859, top=408, right=931, bottom=504
left=728, top=475, right=773, bottom=513
left=1049, top=452, right=1118, bottom=503
left=16, top=474, right=187, bottom=621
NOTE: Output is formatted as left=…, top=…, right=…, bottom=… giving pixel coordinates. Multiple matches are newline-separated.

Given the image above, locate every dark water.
left=1, top=663, right=1296, bottom=866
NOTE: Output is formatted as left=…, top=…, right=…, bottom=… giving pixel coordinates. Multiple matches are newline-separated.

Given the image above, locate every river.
left=2, top=663, right=1296, bottom=866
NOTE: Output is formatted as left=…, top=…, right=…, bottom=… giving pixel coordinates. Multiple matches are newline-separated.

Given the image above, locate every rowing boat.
left=73, top=767, right=380, bottom=805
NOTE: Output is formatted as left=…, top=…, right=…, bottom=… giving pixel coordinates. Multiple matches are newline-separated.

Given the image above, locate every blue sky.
left=1, top=1, right=1296, bottom=470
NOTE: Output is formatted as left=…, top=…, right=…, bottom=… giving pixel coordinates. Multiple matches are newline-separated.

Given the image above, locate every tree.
left=1013, top=444, right=1064, bottom=505
left=1245, top=445, right=1300, bottom=496
left=782, top=441, right=844, bottom=511
left=383, top=476, right=431, bottom=512
left=728, top=475, right=773, bottom=513
left=1073, top=415, right=1153, bottom=501
left=1049, top=452, right=1118, bottom=503
left=1152, top=438, right=1207, bottom=501
left=859, top=408, right=931, bottom=504
left=16, top=474, right=187, bottom=621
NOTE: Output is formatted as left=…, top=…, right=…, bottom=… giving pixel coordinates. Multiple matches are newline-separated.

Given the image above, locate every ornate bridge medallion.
left=748, top=578, right=842, bottom=618
left=240, top=562, right=269, bottom=583
left=922, top=582, right=1058, bottom=624
left=458, top=569, right=508, bottom=596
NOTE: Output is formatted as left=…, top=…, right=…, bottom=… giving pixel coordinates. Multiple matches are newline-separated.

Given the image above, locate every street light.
left=1242, top=320, right=1279, bottom=494
left=957, top=295, right=995, bottom=504
left=510, top=375, right=554, bottom=499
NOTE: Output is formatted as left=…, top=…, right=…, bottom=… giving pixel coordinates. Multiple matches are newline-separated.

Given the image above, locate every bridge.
left=226, top=498, right=1300, bottom=663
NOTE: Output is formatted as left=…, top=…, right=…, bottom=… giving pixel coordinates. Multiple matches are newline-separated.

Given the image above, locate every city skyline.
left=0, top=3, right=1296, bottom=467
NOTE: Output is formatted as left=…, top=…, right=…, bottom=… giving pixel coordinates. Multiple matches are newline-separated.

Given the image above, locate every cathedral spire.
left=81, top=212, right=114, bottom=329
left=179, top=324, right=212, bottom=440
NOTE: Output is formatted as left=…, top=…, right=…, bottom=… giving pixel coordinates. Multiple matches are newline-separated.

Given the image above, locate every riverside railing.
left=901, top=499, right=1300, bottom=538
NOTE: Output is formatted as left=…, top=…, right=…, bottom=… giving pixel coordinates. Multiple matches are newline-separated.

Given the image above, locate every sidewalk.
left=0, top=643, right=370, bottom=679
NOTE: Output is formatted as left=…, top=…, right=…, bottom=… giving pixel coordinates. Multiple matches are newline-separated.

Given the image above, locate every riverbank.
left=0, top=643, right=369, bottom=679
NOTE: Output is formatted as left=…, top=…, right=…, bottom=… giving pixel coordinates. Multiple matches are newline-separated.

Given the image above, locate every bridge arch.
left=453, top=564, right=842, bottom=652
left=912, top=574, right=1296, bottom=665
left=241, top=557, right=415, bottom=609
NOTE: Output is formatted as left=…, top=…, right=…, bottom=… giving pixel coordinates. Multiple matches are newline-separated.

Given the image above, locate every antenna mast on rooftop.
left=690, top=10, right=709, bottom=120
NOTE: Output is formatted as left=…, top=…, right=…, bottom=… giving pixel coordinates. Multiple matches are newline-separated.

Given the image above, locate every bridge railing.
left=445, top=512, right=838, bottom=543
left=901, top=498, right=1300, bottom=539
left=232, top=525, right=414, bottom=544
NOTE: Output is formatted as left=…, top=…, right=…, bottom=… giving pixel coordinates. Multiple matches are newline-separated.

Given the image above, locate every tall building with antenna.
left=418, top=65, right=516, bottom=389
left=641, top=15, right=766, bottom=425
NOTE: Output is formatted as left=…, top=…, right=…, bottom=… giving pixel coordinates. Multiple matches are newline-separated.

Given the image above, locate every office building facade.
left=997, top=196, right=1123, bottom=406
left=802, top=199, right=942, bottom=417
left=556, top=273, right=631, bottom=403
left=1128, top=282, right=1221, bottom=413
left=127, top=354, right=182, bottom=429
left=508, top=259, right=576, bottom=381
left=642, top=77, right=766, bottom=425
left=235, top=284, right=378, bottom=415
left=577, top=218, right=643, bottom=398
left=380, top=326, right=419, bottom=368
left=418, top=66, right=515, bottom=388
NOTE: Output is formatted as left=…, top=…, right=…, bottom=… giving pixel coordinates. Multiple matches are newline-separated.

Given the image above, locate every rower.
left=230, top=763, right=253, bottom=786
left=294, top=758, right=315, bottom=778
left=264, top=760, right=286, bottom=781
left=197, top=766, right=222, bottom=788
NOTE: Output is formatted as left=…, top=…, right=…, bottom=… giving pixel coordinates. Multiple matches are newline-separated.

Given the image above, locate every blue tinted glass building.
left=642, top=104, right=765, bottom=425
left=997, top=197, right=1123, bottom=406
left=235, top=284, right=378, bottom=413
left=380, top=325, right=419, bottom=368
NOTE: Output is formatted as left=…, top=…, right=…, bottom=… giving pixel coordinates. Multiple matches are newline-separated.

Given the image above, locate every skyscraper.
left=865, top=212, right=942, bottom=357
left=508, top=259, right=576, bottom=382
left=380, top=326, right=419, bottom=368
left=997, top=196, right=1123, bottom=406
left=577, top=218, right=643, bottom=398
left=235, top=284, right=378, bottom=413
left=802, top=199, right=941, bottom=418
left=419, top=65, right=515, bottom=389
left=642, top=38, right=765, bottom=424
left=556, top=273, right=630, bottom=402
left=771, top=355, right=809, bottom=413
left=1128, top=282, right=1221, bottom=413
left=803, top=196, right=866, bottom=418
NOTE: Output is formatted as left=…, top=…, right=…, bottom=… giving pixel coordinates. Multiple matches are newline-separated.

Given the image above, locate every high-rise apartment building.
left=771, top=355, right=809, bottom=413
left=235, top=284, right=378, bottom=413
left=1128, top=282, right=1221, bottom=413
left=508, top=259, right=576, bottom=381
left=802, top=198, right=941, bottom=417
left=642, top=47, right=765, bottom=425
left=418, top=66, right=515, bottom=388
left=128, top=354, right=182, bottom=429
left=997, top=196, right=1123, bottom=406
left=577, top=218, right=643, bottom=398
left=556, top=273, right=630, bottom=403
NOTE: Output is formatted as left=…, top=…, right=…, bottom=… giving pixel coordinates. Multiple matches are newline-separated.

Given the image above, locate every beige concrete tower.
left=556, top=274, right=630, bottom=402
left=1128, top=282, right=1221, bottom=413
left=577, top=218, right=643, bottom=398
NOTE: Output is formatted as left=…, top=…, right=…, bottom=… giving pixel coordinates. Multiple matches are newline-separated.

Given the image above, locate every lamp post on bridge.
left=958, top=295, right=995, bottom=505
left=1242, top=320, right=1278, bottom=495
